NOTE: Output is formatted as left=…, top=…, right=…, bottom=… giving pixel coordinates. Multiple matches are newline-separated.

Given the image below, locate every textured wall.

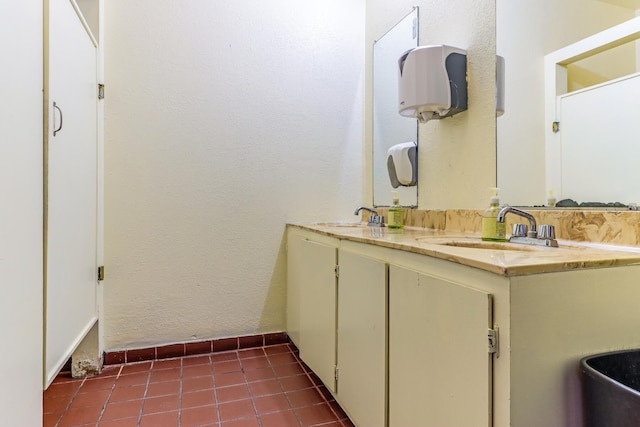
left=365, top=0, right=497, bottom=209
left=104, top=0, right=365, bottom=350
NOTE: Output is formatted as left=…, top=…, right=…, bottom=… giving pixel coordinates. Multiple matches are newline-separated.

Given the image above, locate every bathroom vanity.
left=286, top=222, right=640, bottom=427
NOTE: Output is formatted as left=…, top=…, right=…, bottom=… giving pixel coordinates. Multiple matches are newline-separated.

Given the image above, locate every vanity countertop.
left=288, top=222, right=640, bottom=276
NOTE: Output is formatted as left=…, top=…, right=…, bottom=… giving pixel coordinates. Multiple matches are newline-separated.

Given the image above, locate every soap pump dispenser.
left=388, top=191, right=404, bottom=229
left=481, top=188, right=506, bottom=241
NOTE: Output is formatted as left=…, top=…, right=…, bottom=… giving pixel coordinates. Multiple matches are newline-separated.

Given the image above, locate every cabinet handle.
left=53, top=101, right=63, bottom=136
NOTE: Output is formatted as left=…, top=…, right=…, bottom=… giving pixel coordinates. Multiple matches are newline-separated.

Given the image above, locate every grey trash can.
left=581, top=349, right=640, bottom=427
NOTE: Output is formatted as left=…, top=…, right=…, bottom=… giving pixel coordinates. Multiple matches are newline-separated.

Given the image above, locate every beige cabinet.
left=337, top=250, right=387, bottom=427
left=384, top=250, right=640, bottom=427
left=287, top=230, right=498, bottom=426
left=287, top=226, right=640, bottom=427
left=287, top=232, right=338, bottom=393
left=506, top=268, right=640, bottom=427
left=388, top=265, right=493, bottom=427
left=287, top=230, right=388, bottom=425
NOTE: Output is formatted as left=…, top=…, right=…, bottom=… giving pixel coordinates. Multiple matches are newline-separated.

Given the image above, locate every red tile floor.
left=43, top=343, right=355, bottom=427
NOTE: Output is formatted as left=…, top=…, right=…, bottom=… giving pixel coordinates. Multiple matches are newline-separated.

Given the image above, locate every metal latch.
left=98, top=84, right=105, bottom=100
left=552, top=121, right=560, bottom=133
left=488, top=327, right=499, bottom=356
left=98, top=266, right=105, bottom=281
left=335, top=265, right=339, bottom=278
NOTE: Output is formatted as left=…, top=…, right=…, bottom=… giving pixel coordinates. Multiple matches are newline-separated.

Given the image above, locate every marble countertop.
left=288, top=222, right=640, bottom=276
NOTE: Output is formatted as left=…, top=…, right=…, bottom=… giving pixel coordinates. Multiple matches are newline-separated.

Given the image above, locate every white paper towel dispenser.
left=387, top=141, right=417, bottom=188
left=398, top=45, right=467, bottom=122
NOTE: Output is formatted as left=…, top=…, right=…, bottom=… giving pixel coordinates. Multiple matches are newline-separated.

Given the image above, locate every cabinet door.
left=45, top=0, right=98, bottom=386
left=292, top=237, right=338, bottom=393
left=389, top=266, right=493, bottom=427
left=337, top=251, right=387, bottom=427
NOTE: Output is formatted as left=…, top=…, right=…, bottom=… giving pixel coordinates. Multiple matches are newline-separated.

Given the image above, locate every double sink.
left=297, top=220, right=640, bottom=276
left=311, top=222, right=548, bottom=251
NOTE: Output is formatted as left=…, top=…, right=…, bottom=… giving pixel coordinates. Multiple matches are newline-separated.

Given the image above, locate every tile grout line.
left=285, top=347, right=307, bottom=427
left=211, top=353, right=222, bottom=427
left=295, top=349, right=349, bottom=426
left=136, top=364, right=153, bottom=426
left=94, top=365, right=123, bottom=426
left=176, top=358, right=183, bottom=427
left=52, top=376, right=87, bottom=427
left=242, top=347, right=265, bottom=427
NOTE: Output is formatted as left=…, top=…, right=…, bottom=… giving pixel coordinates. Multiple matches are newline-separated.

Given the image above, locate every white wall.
left=496, top=0, right=634, bottom=205
left=0, top=1, right=43, bottom=425
left=104, top=0, right=365, bottom=350
left=366, top=0, right=497, bottom=209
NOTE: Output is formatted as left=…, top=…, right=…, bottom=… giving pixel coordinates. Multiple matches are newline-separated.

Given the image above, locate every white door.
left=557, top=74, right=640, bottom=203
left=45, top=0, right=98, bottom=386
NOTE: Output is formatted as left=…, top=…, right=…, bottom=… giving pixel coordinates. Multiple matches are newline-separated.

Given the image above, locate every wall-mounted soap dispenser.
left=398, top=45, right=467, bottom=122
left=387, top=141, right=417, bottom=188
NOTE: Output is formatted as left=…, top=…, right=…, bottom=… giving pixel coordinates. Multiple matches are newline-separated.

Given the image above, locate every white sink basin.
left=415, top=237, right=535, bottom=251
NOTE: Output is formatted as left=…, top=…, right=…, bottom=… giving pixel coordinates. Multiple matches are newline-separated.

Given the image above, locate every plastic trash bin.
left=581, top=349, right=640, bottom=427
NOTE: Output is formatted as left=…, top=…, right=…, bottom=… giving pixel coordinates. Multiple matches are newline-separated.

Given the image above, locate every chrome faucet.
left=497, top=205, right=558, bottom=247
left=354, top=206, right=378, bottom=216
left=354, top=206, right=385, bottom=227
left=497, top=206, right=537, bottom=238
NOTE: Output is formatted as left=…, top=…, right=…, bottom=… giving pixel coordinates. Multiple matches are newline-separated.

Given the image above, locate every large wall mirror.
left=496, top=0, right=640, bottom=207
left=372, top=8, right=418, bottom=207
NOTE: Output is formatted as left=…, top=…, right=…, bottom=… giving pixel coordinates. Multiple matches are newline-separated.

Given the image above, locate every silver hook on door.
left=53, top=101, right=63, bottom=136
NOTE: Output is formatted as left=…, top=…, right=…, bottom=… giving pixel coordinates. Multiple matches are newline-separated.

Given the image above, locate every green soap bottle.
left=481, top=188, right=506, bottom=241
left=547, top=190, right=556, bottom=207
left=388, top=191, right=404, bottom=229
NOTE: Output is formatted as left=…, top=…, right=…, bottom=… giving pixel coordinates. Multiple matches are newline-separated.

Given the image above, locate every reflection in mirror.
left=496, top=0, right=638, bottom=207
left=545, top=22, right=640, bottom=205
left=373, top=8, right=418, bottom=207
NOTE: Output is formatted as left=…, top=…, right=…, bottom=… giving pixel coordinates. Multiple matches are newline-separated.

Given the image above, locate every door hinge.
left=98, top=84, right=105, bottom=100
left=488, top=327, right=499, bottom=357
left=98, top=266, right=105, bottom=281
left=334, top=366, right=339, bottom=383
left=335, top=265, right=339, bottom=278
left=552, top=121, right=560, bottom=133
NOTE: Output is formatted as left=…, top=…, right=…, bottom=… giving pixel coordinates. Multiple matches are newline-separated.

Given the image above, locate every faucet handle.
left=512, top=223, right=528, bottom=238
left=538, top=224, right=556, bottom=240
left=368, top=214, right=385, bottom=227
